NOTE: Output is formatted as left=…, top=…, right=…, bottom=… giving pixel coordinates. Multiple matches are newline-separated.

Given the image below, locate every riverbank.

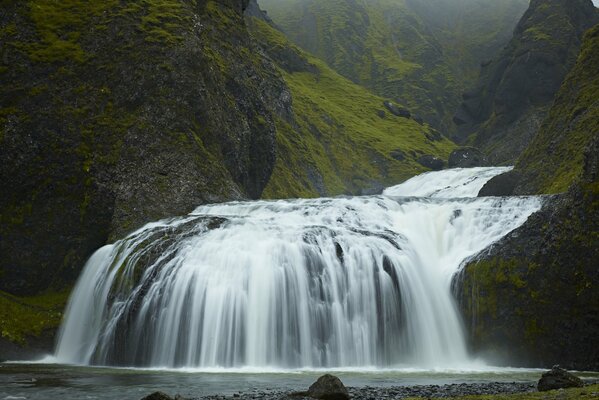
left=148, top=382, right=599, bottom=400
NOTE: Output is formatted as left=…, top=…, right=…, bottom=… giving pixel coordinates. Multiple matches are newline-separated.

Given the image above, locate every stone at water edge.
left=307, top=374, right=350, bottom=400
left=140, top=392, right=178, bottom=400
left=537, top=365, right=584, bottom=392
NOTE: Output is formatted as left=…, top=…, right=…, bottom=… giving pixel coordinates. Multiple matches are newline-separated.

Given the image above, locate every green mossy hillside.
left=248, top=17, right=456, bottom=198
left=258, top=0, right=528, bottom=135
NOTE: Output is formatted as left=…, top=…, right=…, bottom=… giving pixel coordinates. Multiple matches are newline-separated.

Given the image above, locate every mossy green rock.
left=454, top=0, right=599, bottom=163
left=455, top=25, right=599, bottom=370
left=0, top=0, right=289, bottom=295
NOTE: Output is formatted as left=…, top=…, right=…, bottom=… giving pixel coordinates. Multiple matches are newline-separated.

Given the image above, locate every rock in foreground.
left=141, top=393, right=174, bottom=400
left=306, top=374, right=350, bottom=400
left=537, top=366, right=584, bottom=392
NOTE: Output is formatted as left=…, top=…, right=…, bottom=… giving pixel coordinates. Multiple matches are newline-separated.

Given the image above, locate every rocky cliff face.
left=0, top=0, right=290, bottom=295
left=454, top=0, right=599, bottom=163
left=455, top=25, right=599, bottom=370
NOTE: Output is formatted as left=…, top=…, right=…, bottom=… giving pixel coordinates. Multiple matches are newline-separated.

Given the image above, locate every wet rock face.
left=307, top=374, right=350, bottom=400
left=538, top=366, right=584, bottom=391
left=478, top=170, right=522, bottom=197
left=0, top=1, right=290, bottom=295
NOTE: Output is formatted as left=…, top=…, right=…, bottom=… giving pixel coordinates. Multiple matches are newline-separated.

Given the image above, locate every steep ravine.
left=454, top=0, right=599, bottom=163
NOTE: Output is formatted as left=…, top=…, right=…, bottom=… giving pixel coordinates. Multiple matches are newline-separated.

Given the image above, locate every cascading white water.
left=55, top=167, right=542, bottom=369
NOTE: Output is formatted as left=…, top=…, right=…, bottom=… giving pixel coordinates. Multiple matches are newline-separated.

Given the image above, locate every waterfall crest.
left=55, top=167, right=541, bottom=369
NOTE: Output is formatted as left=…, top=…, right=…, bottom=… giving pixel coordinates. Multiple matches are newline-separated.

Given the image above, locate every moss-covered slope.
left=248, top=15, right=456, bottom=198
left=454, top=0, right=599, bottom=163
left=0, top=0, right=289, bottom=295
left=455, top=25, right=599, bottom=370
left=258, top=0, right=528, bottom=135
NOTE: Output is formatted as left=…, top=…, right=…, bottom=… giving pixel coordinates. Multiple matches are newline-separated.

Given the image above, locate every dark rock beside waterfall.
left=307, top=374, right=350, bottom=400
left=456, top=138, right=599, bottom=370
left=478, top=170, right=522, bottom=197
left=140, top=392, right=174, bottom=400
left=537, top=366, right=584, bottom=392
left=418, top=155, right=445, bottom=171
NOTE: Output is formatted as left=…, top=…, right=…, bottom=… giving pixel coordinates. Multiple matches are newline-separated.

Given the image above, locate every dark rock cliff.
left=0, top=0, right=291, bottom=295
left=455, top=25, right=599, bottom=370
left=454, top=0, right=599, bottom=163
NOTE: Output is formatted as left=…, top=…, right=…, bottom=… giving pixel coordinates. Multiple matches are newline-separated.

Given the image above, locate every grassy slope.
left=514, top=24, right=599, bottom=194
left=258, top=0, right=527, bottom=133
left=249, top=18, right=456, bottom=198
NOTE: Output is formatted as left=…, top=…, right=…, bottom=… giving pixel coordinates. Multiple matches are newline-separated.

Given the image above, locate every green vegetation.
left=22, top=0, right=118, bottom=62
left=259, top=0, right=528, bottom=133
left=249, top=18, right=456, bottom=198
left=0, top=290, right=69, bottom=345
left=406, top=385, right=599, bottom=400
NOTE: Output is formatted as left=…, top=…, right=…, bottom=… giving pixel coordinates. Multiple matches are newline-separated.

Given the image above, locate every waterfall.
left=55, top=167, right=542, bottom=369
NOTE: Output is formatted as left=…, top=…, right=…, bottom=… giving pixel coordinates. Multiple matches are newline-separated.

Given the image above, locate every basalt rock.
left=140, top=393, right=174, bottom=400
left=537, top=366, right=584, bottom=391
left=478, top=171, right=522, bottom=197
left=307, top=374, right=350, bottom=400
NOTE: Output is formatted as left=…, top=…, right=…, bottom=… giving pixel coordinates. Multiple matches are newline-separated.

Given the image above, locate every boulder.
left=448, top=147, right=488, bottom=168
left=140, top=393, right=174, bottom=400
left=390, top=149, right=406, bottom=161
left=537, top=366, right=584, bottom=392
left=383, top=101, right=411, bottom=118
left=417, top=155, right=444, bottom=171
left=478, top=170, right=521, bottom=197
left=425, top=129, right=443, bottom=142
left=307, top=374, right=350, bottom=400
